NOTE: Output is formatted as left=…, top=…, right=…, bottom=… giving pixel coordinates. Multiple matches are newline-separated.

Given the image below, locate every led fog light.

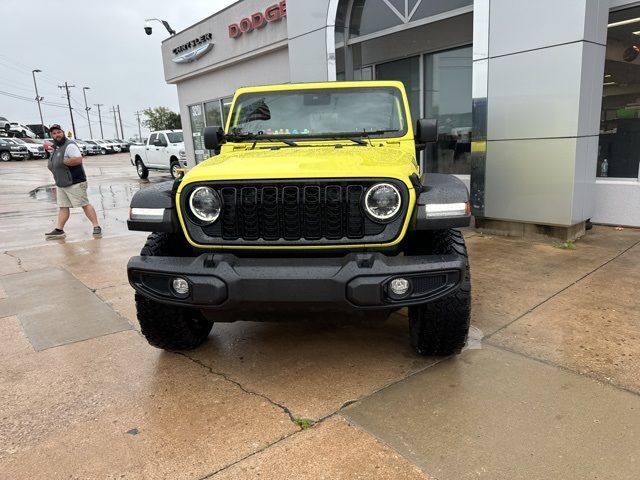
left=172, top=278, right=190, bottom=295
left=389, top=277, right=411, bottom=297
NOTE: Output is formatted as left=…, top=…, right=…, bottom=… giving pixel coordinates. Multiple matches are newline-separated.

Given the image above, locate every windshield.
left=166, top=132, right=183, bottom=143
left=228, top=87, right=407, bottom=139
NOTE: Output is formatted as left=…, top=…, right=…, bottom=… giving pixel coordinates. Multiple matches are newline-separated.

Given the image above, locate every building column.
left=286, top=0, right=339, bottom=82
left=471, top=0, right=609, bottom=240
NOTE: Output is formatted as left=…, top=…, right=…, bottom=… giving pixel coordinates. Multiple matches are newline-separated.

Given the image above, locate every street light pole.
left=31, top=69, right=45, bottom=138
left=82, top=87, right=93, bottom=138
left=94, top=104, right=104, bottom=139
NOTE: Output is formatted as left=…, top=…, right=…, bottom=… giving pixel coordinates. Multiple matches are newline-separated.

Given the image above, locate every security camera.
left=144, top=21, right=153, bottom=35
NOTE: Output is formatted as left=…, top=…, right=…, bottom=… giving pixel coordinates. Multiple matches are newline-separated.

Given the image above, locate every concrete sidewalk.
left=1, top=156, right=639, bottom=479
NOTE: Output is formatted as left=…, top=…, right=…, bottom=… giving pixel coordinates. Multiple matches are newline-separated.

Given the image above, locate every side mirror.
left=203, top=126, right=224, bottom=153
left=415, top=118, right=438, bottom=144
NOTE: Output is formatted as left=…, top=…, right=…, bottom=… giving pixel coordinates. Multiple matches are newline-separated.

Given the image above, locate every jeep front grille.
left=181, top=179, right=409, bottom=247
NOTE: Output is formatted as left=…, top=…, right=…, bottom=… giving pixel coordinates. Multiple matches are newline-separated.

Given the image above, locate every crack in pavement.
left=180, top=350, right=451, bottom=479
left=176, top=352, right=299, bottom=424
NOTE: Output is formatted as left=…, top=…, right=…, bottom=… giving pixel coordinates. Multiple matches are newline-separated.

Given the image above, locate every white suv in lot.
left=0, top=117, right=11, bottom=131
left=9, top=123, right=36, bottom=138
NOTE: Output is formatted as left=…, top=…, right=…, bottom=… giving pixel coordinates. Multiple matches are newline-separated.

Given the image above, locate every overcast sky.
left=0, top=0, right=237, bottom=139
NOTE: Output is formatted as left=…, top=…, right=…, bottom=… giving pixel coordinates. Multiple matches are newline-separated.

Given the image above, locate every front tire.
left=136, top=159, right=149, bottom=179
left=170, top=160, right=180, bottom=179
left=407, top=229, right=471, bottom=356
left=0, top=151, right=11, bottom=162
left=135, top=233, right=213, bottom=350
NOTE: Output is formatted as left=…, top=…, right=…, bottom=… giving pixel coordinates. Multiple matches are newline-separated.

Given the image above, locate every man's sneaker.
left=45, top=228, right=66, bottom=240
left=92, top=226, right=102, bottom=238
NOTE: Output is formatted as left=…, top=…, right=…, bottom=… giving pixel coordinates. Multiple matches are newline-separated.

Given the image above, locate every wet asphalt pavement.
left=1, top=154, right=640, bottom=479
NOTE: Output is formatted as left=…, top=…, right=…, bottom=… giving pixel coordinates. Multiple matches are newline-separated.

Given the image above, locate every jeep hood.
left=182, top=146, right=418, bottom=186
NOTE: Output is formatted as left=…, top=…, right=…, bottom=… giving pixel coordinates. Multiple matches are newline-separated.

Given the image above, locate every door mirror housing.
left=203, top=126, right=224, bottom=153
left=415, top=118, right=438, bottom=145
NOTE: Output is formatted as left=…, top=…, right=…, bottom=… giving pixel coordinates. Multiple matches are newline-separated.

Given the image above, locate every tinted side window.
left=148, top=134, right=158, bottom=145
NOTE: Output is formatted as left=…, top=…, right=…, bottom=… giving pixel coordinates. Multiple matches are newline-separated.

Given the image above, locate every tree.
left=142, top=107, right=182, bottom=131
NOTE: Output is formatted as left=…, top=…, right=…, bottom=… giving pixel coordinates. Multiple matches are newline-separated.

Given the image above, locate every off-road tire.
left=135, top=232, right=213, bottom=350
left=136, top=159, right=149, bottom=179
left=407, top=229, right=471, bottom=356
left=0, top=151, right=11, bottom=162
left=170, top=160, right=180, bottom=179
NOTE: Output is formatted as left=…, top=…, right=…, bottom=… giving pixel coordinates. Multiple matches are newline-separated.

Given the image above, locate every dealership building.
left=160, top=0, right=640, bottom=236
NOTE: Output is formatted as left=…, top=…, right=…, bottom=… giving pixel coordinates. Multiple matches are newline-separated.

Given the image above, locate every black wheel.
left=135, top=233, right=213, bottom=350
left=3, top=124, right=9, bottom=131
left=170, top=160, right=180, bottom=179
left=136, top=159, right=149, bottom=179
left=407, top=229, right=471, bottom=356
left=0, top=151, right=11, bottom=162
left=100, top=148, right=107, bottom=155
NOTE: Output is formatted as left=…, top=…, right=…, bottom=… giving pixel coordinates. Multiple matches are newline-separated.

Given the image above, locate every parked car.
left=26, top=124, right=50, bottom=139
left=0, top=138, right=29, bottom=161
left=30, top=138, right=54, bottom=158
left=103, top=139, right=122, bottom=152
left=0, top=116, right=11, bottom=131
left=9, top=138, right=46, bottom=159
left=109, top=139, right=129, bottom=152
left=75, top=140, right=89, bottom=156
left=9, top=123, right=36, bottom=138
left=79, top=140, right=100, bottom=155
left=129, top=130, right=186, bottom=179
left=91, top=139, right=115, bottom=155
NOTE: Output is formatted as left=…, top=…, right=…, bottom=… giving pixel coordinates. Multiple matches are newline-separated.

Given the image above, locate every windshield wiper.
left=227, top=133, right=298, bottom=147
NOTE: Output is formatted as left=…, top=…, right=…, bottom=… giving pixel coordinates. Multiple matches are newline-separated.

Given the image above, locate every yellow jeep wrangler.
left=127, top=81, right=471, bottom=356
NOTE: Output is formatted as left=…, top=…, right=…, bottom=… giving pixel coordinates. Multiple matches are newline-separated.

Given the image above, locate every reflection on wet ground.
left=0, top=154, right=169, bottom=250
left=29, top=182, right=142, bottom=210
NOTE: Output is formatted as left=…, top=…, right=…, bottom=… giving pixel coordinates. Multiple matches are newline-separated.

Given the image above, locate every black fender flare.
left=127, top=180, right=179, bottom=232
left=411, top=173, right=471, bottom=230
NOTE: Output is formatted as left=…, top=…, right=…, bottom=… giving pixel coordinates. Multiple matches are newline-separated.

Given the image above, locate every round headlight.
left=189, top=186, right=221, bottom=223
left=364, top=183, right=401, bottom=221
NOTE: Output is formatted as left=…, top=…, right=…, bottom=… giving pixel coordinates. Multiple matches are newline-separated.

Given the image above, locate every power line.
left=0, top=89, right=68, bottom=108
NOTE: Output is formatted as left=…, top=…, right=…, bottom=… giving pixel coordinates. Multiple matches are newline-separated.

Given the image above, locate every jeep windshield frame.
left=227, top=87, right=408, bottom=142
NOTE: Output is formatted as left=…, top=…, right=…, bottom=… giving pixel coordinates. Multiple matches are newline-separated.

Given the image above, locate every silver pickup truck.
left=129, top=130, right=187, bottom=179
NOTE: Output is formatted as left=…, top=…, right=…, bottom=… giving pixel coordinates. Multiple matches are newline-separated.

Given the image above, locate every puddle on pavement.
left=29, top=183, right=143, bottom=210
left=464, top=325, right=484, bottom=351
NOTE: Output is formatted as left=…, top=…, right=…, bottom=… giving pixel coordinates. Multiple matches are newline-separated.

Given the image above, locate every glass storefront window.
left=348, top=0, right=472, bottom=39
left=598, top=6, right=640, bottom=179
left=189, top=104, right=206, bottom=163
left=424, top=46, right=472, bottom=174
left=221, top=97, right=233, bottom=128
left=375, top=56, right=420, bottom=123
left=204, top=101, right=222, bottom=128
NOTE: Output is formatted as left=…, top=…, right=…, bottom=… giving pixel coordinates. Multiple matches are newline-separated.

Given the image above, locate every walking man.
left=45, top=124, right=102, bottom=239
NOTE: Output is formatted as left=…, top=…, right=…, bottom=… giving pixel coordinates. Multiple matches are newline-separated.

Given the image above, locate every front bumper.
left=11, top=152, right=29, bottom=159
left=128, top=252, right=465, bottom=311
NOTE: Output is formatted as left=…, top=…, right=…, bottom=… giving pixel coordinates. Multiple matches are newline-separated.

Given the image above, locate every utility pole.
left=32, top=69, right=45, bottom=138
left=94, top=104, right=104, bottom=139
left=134, top=111, right=143, bottom=142
left=117, top=105, right=124, bottom=139
left=82, top=87, right=93, bottom=138
left=58, top=82, right=76, bottom=138
left=109, top=106, right=118, bottom=138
